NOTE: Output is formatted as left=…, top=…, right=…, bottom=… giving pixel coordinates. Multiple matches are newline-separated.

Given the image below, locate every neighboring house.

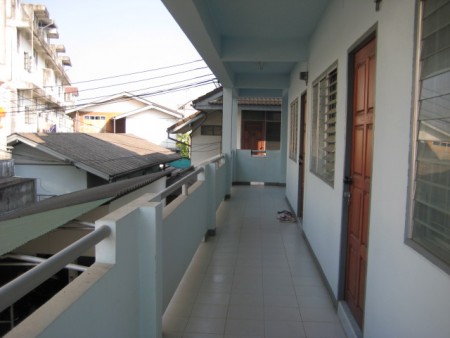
left=167, top=87, right=282, bottom=165
left=0, top=1, right=76, bottom=157
left=162, top=1, right=450, bottom=337
left=7, top=132, right=181, bottom=199
left=67, top=92, right=184, bottom=148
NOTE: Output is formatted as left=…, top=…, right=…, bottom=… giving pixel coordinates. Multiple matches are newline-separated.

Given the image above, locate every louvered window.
left=289, top=98, right=299, bottom=161
left=408, top=0, right=450, bottom=270
left=310, top=63, right=338, bottom=186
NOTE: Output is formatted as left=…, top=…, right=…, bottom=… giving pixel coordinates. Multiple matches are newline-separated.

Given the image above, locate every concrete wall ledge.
left=5, top=263, right=113, bottom=338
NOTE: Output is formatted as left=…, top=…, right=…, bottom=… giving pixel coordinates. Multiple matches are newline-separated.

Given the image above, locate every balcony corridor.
left=163, top=185, right=346, bottom=338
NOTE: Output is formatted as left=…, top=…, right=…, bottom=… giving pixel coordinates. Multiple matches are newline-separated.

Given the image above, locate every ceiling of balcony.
left=161, top=0, right=330, bottom=97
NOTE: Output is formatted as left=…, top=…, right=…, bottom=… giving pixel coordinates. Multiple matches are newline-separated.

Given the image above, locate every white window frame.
left=406, top=0, right=450, bottom=273
left=310, top=62, right=338, bottom=186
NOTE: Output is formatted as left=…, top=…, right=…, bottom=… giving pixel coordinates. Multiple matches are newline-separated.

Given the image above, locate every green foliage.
left=176, top=133, right=191, bottom=158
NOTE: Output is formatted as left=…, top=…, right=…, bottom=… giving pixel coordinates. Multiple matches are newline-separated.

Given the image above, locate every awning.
left=167, top=111, right=207, bottom=135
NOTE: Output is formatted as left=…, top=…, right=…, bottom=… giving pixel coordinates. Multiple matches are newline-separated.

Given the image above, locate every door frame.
left=338, top=28, right=377, bottom=325
left=297, top=91, right=307, bottom=218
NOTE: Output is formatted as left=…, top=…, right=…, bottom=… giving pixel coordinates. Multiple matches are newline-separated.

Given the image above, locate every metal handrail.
left=153, top=154, right=225, bottom=202
left=0, top=225, right=111, bottom=313
left=156, top=167, right=204, bottom=201
left=194, top=153, right=225, bottom=169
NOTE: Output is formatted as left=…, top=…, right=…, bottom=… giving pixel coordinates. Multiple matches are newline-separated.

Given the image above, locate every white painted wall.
left=285, top=0, right=450, bottom=337
left=363, top=2, right=450, bottom=337
left=125, top=109, right=179, bottom=148
left=87, top=99, right=145, bottom=113
left=285, top=63, right=307, bottom=213
left=234, top=150, right=284, bottom=184
left=15, top=164, right=87, bottom=197
left=191, top=111, right=222, bottom=165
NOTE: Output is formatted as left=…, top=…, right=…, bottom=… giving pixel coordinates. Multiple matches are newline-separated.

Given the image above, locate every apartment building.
left=0, top=0, right=76, bottom=158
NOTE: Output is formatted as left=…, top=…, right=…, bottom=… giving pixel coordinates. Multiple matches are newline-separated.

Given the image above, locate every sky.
left=29, top=0, right=217, bottom=110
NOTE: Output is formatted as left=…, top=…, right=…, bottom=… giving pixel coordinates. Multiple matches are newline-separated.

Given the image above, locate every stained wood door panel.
left=344, top=37, right=376, bottom=328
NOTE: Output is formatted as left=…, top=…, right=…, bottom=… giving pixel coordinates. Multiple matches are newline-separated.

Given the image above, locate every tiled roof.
left=8, top=133, right=181, bottom=180
left=192, top=86, right=282, bottom=107
left=192, top=86, right=223, bottom=105
left=236, top=97, right=282, bottom=106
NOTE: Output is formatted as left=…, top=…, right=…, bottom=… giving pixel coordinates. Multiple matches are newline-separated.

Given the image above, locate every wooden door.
left=242, top=121, right=265, bottom=150
left=344, top=37, right=376, bottom=328
left=298, top=93, right=307, bottom=217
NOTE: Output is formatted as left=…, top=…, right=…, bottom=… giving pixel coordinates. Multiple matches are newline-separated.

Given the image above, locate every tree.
left=176, top=133, right=191, bottom=158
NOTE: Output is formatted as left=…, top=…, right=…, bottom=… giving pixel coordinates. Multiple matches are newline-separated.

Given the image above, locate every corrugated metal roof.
left=0, top=169, right=172, bottom=222
left=8, top=133, right=181, bottom=180
left=166, top=111, right=207, bottom=134
left=0, top=170, right=172, bottom=255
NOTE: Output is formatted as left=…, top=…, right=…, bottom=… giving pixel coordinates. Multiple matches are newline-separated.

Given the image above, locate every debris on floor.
left=277, top=210, right=296, bottom=223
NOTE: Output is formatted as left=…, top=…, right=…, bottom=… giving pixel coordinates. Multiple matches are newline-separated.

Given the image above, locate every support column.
left=205, top=162, right=216, bottom=237
left=222, top=87, right=237, bottom=197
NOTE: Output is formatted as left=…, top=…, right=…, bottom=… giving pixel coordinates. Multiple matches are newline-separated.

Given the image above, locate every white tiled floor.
left=163, top=185, right=346, bottom=338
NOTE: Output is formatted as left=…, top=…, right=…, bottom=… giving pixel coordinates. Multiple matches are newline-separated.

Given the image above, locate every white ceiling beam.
left=221, top=37, right=308, bottom=62
left=238, top=88, right=283, bottom=98
left=235, top=73, right=290, bottom=89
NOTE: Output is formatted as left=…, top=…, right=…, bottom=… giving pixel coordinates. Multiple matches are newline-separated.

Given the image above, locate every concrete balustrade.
left=5, top=155, right=228, bottom=338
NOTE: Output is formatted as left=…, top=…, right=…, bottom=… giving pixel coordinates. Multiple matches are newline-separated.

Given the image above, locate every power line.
left=70, top=59, right=204, bottom=85
left=3, top=74, right=218, bottom=115
left=75, top=66, right=210, bottom=93
left=4, top=62, right=215, bottom=111
left=75, top=73, right=216, bottom=103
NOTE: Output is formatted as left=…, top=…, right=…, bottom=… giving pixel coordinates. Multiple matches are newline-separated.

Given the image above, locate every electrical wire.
left=2, top=65, right=217, bottom=113
left=69, top=59, right=205, bottom=85
left=2, top=76, right=218, bottom=115
left=74, top=66, right=210, bottom=94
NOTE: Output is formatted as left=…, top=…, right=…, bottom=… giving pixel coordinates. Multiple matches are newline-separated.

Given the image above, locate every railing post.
left=225, top=153, right=232, bottom=198
left=138, top=202, right=163, bottom=338
left=95, top=193, right=163, bottom=338
left=205, top=162, right=216, bottom=237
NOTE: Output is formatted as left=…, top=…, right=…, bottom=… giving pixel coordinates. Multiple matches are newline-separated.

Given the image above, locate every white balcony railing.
left=2, top=154, right=228, bottom=338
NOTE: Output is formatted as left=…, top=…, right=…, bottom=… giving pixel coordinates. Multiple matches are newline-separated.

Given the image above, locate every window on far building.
left=24, top=107, right=35, bottom=124
left=407, top=0, right=450, bottom=272
left=201, top=125, right=222, bottom=136
left=310, top=63, right=338, bottom=186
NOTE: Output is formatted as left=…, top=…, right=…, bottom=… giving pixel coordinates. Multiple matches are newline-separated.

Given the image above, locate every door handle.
left=344, top=176, right=353, bottom=185
left=344, top=191, right=351, bottom=206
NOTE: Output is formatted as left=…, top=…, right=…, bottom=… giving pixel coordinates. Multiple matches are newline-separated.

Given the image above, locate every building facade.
left=0, top=0, right=76, bottom=158
left=162, top=0, right=450, bottom=337
left=67, top=93, right=183, bottom=149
